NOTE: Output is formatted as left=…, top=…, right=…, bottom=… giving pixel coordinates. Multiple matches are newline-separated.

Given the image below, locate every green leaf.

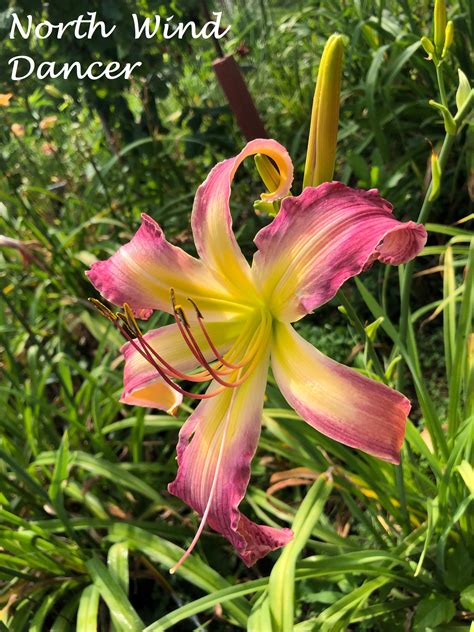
left=108, top=524, right=250, bottom=627
left=414, top=498, right=439, bottom=577
left=429, top=100, right=457, bottom=135
left=460, top=584, right=474, bottom=611
left=47, top=431, right=77, bottom=542
left=413, top=594, right=456, bottom=630
left=268, top=476, right=333, bottom=631
left=448, top=239, right=474, bottom=436
left=34, top=450, right=163, bottom=504
left=458, top=461, right=474, bottom=495
left=456, top=70, right=471, bottom=112
left=77, top=585, right=100, bottom=632
left=108, top=542, right=129, bottom=594
left=145, top=579, right=266, bottom=631
left=314, top=576, right=388, bottom=631
left=444, top=543, right=473, bottom=592
left=86, top=557, right=144, bottom=632
left=248, top=592, right=272, bottom=632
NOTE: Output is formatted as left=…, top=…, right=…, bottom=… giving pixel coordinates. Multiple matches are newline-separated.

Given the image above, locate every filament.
left=89, top=291, right=267, bottom=403
left=188, top=298, right=245, bottom=370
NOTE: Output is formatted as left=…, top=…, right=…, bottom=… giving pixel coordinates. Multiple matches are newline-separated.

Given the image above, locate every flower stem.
left=337, top=288, right=410, bottom=533
left=397, top=89, right=474, bottom=453
left=436, top=63, right=448, bottom=107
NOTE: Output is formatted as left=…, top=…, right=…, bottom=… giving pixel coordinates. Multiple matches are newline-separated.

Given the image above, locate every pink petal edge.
left=253, top=182, right=427, bottom=322
left=168, top=358, right=293, bottom=566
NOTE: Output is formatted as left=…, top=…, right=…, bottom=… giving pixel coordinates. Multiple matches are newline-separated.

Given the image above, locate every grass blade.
left=86, top=557, right=144, bottom=632
left=76, top=585, right=100, bottom=632
left=268, top=475, right=333, bottom=631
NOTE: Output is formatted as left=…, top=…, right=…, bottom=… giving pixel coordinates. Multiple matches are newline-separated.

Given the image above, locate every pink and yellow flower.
left=87, top=139, right=427, bottom=569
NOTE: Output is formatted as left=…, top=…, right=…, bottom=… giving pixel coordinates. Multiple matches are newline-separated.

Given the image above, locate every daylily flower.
left=87, top=139, right=427, bottom=569
left=39, top=115, right=58, bottom=130
left=10, top=123, right=25, bottom=138
left=0, top=93, right=13, bottom=107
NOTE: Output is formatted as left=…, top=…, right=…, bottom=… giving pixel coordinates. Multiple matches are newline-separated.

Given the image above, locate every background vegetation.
left=0, top=0, right=473, bottom=629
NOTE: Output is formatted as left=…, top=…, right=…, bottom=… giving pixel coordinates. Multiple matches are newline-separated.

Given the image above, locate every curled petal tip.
left=253, top=183, right=427, bottom=322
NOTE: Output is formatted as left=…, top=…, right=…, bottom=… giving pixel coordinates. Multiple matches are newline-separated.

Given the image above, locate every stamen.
left=88, top=294, right=266, bottom=405
left=170, top=291, right=243, bottom=387
left=188, top=298, right=245, bottom=370
left=116, top=318, right=228, bottom=400
left=122, top=302, right=224, bottom=382
left=116, top=313, right=138, bottom=339
left=89, top=298, right=227, bottom=399
left=88, top=298, right=117, bottom=322
left=123, top=303, right=144, bottom=337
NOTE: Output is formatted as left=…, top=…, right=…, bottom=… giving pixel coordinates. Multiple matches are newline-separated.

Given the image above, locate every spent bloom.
left=87, top=139, right=427, bottom=569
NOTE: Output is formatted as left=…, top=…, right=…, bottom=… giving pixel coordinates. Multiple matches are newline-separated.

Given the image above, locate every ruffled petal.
left=272, top=322, right=410, bottom=463
left=168, top=351, right=293, bottom=566
left=87, top=213, right=240, bottom=321
left=252, top=182, right=427, bottom=322
left=121, top=321, right=242, bottom=412
left=191, top=139, right=293, bottom=297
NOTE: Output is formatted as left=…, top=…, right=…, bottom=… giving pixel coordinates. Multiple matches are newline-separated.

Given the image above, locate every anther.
left=90, top=292, right=256, bottom=404
left=116, top=313, right=137, bottom=339
left=123, top=303, right=143, bottom=337
left=187, top=297, right=203, bottom=319
left=88, top=298, right=118, bottom=322
left=170, top=289, right=191, bottom=328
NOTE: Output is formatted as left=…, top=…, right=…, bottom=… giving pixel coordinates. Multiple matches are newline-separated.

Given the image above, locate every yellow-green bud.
left=434, top=0, right=447, bottom=54
left=456, top=69, right=471, bottom=112
left=254, top=154, right=281, bottom=193
left=44, top=84, right=63, bottom=99
left=253, top=199, right=277, bottom=216
left=421, top=36, right=436, bottom=58
left=303, top=34, right=344, bottom=188
left=385, top=356, right=402, bottom=382
left=429, top=150, right=441, bottom=201
left=441, top=21, right=454, bottom=58
left=254, top=153, right=288, bottom=216
left=365, top=316, right=384, bottom=341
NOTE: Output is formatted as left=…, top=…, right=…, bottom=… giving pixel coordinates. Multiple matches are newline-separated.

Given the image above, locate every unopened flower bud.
left=441, top=21, right=454, bottom=58
left=255, top=154, right=280, bottom=193
left=421, top=36, right=436, bottom=58
left=429, top=150, right=441, bottom=201
left=44, top=84, right=63, bottom=99
left=254, top=153, right=288, bottom=216
left=434, top=0, right=447, bottom=54
left=303, top=34, right=344, bottom=188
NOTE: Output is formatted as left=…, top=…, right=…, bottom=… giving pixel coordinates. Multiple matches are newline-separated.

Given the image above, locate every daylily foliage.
left=87, top=138, right=427, bottom=569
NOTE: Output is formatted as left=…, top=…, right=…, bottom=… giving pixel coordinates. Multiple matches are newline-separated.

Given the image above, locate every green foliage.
left=0, top=0, right=473, bottom=630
